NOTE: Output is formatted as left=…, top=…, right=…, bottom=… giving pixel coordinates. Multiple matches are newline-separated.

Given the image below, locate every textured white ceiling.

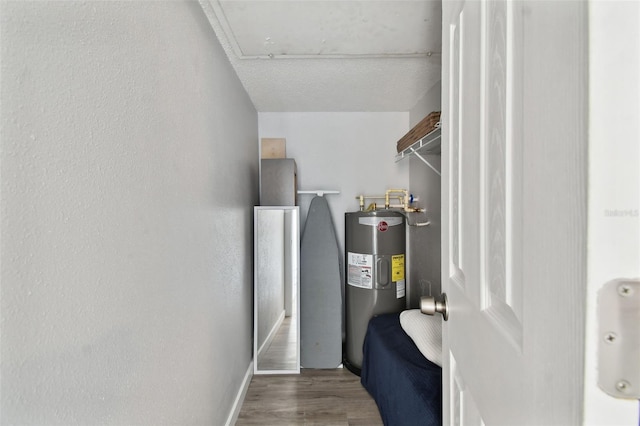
left=200, top=0, right=442, bottom=112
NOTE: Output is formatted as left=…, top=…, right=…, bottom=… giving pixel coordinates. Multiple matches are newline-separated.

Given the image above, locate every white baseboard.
left=225, top=361, right=253, bottom=426
left=257, top=310, right=285, bottom=360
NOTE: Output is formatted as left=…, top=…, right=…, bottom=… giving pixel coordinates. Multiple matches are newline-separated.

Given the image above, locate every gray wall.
left=0, top=2, right=257, bottom=424
left=407, top=82, right=442, bottom=308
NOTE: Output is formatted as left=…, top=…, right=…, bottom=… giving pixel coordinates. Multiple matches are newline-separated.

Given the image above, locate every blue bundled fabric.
left=361, top=313, right=442, bottom=426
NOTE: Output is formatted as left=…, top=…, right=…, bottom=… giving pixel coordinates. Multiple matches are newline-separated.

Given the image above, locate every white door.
left=441, top=1, right=639, bottom=425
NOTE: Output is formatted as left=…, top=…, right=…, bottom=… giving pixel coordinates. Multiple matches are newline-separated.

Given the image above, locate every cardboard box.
left=261, top=138, right=286, bottom=159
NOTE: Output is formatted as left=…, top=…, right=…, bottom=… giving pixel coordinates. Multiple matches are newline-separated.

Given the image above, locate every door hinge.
left=598, top=278, right=640, bottom=399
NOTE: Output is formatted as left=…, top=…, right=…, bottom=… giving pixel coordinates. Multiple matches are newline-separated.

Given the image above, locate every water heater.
left=344, top=210, right=406, bottom=374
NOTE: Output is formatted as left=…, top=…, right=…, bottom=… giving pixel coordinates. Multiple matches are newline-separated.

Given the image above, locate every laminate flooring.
left=236, top=369, right=384, bottom=426
left=257, top=317, right=297, bottom=371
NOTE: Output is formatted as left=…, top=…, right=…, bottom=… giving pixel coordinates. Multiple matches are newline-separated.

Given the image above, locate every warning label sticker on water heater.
left=391, top=254, right=405, bottom=282
left=396, top=280, right=406, bottom=299
left=347, top=252, right=373, bottom=289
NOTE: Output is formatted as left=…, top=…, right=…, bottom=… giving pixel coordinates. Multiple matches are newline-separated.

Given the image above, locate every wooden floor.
left=257, top=316, right=297, bottom=371
left=236, top=369, right=384, bottom=426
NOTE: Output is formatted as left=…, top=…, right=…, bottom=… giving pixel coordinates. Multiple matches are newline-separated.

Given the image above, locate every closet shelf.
left=395, top=124, right=441, bottom=162
left=395, top=124, right=441, bottom=176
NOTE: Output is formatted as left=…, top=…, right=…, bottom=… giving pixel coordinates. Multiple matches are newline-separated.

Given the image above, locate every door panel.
left=480, top=0, right=524, bottom=347
left=442, top=1, right=588, bottom=424
left=450, top=355, right=483, bottom=426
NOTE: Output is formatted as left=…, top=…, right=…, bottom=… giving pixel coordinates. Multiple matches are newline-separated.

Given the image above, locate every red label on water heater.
left=377, top=221, right=389, bottom=232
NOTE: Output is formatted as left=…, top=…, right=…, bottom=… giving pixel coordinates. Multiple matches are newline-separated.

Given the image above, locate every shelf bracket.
left=409, top=148, right=441, bottom=176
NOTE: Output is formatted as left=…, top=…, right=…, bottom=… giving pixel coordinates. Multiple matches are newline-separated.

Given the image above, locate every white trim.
left=584, top=1, right=640, bottom=424
left=198, top=1, right=241, bottom=57
left=256, top=310, right=286, bottom=363
left=224, top=361, right=253, bottom=426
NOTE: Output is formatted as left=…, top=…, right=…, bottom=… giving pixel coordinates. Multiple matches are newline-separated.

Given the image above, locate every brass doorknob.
left=420, top=293, right=449, bottom=321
